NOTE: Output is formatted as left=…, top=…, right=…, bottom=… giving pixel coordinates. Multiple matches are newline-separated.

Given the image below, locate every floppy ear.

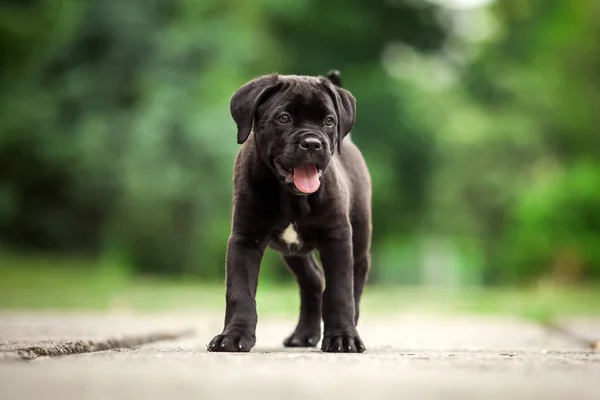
left=325, top=82, right=356, bottom=154
left=327, top=69, right=342, bottom=87
left=230, top=74, right=280, bottom=144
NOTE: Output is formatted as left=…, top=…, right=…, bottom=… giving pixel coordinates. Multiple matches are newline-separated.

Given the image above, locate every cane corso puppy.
left=207, top=70, right=372, bottom=353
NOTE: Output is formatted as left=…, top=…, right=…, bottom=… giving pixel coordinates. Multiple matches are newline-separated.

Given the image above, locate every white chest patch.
left=280, top=223, right=301, bottom=246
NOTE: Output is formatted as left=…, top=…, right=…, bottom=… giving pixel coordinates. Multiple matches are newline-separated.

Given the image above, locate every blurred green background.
left=1, top=0, right=599, bottom=315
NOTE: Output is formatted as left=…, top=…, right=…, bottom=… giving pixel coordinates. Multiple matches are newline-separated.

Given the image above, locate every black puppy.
left=207, top=70, right=372, bottom=353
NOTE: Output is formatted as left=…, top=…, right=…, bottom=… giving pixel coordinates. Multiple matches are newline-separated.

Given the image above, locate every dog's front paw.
left=207, top=330, right=256, bottom=352
left=283, top=324, right=321, bottom=348
left=321, top=331, right=365, bottom=353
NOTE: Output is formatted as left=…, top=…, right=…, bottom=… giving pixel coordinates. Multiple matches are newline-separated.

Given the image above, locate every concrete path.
left=1, top=312, right=599, bottom=399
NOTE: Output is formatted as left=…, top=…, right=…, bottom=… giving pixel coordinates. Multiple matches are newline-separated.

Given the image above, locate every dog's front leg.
left=208, top=233, right=265, bottom=352
left=318, top=225, right=366, bottom=353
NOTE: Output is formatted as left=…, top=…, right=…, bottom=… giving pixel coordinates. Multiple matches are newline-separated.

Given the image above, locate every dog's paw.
left=321, top=331, right=365, bottom=353
left=207, top=330, right=255, bottom=352
left=283, top=325, right=321, bottom=348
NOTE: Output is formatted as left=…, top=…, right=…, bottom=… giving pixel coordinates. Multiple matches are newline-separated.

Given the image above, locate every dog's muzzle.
left=274, top=131, right=330, bottom=194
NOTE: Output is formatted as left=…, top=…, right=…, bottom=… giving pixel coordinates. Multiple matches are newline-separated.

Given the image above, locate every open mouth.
left=275, top=161, right=323, bottom=194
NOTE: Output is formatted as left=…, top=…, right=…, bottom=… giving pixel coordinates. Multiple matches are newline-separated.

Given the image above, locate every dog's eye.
left=324, top=116, right=336, bottom=126
left=277, top=114, right=291, bottom=124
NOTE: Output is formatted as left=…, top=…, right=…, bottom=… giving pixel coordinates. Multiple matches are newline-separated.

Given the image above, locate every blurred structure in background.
left=1, top=0, right=599, bottom=288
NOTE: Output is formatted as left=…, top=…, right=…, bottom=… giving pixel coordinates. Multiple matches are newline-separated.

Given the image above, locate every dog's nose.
left=299, top=137, right=323, bottom=152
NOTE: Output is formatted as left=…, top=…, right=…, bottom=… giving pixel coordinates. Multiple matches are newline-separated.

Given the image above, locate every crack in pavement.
left=0, top=329, right=195, bottom=361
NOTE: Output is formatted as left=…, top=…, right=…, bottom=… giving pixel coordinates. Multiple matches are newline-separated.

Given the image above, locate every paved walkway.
left=1, top=312, right=599, bottom=399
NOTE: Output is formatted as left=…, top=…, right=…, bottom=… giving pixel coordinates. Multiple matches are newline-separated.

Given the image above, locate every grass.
left=1, top=253, right=599, bottom=321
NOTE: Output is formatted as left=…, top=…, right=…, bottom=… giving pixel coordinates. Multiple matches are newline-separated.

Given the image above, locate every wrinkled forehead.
left=260, top=77, right=335, bottom=117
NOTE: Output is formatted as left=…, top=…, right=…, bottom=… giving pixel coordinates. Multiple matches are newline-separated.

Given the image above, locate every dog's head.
left=230, top=73, right=355, bottom=195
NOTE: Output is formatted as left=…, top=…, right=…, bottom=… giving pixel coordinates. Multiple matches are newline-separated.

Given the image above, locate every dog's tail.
left=327, top=70, right=342, bottom=87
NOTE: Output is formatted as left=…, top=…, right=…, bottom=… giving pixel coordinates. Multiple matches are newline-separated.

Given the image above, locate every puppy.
left=207, top=70, right=372, bottom=353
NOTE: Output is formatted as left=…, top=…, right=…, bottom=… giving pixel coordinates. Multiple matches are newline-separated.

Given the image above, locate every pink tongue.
left=293, top=163, right=320, bottom=193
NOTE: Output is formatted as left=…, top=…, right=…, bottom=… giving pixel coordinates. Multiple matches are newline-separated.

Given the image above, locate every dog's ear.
left=327, top=70, right=342, bottom=87
left=324, top=81, right=356, bottom=154
left=230, top=74, right=280, bottom=144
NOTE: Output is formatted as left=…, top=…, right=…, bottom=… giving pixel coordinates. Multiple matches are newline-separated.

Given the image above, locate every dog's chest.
left=279, top=223, right=302, bottom=246
left=269, top=196, right=318, bottom=253
left=269, top=221, right=318, bottom=254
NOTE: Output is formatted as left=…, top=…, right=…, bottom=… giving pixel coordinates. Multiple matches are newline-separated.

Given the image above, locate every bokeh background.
left=1, top=0, right=599, bottom=315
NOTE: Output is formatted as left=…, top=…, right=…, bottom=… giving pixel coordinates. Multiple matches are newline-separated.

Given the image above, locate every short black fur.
left=208, top=72, right=372, bottom=353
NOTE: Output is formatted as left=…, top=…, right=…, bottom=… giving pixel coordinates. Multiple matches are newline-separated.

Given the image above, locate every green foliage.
left=421, top=0, right=600, bottom=285
left=504, top=161, right=600, bottom=282
left=0, top=0, right=599, bottom=286
left=3, top=252, right=600, bottom=316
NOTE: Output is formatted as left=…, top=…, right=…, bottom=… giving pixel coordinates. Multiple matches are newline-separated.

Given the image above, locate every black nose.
left=299, top=137, right=323, bottom=152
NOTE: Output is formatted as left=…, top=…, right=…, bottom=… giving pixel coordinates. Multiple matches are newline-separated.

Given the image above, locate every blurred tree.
left=426, top=0, right=600, bottom=284
left=0, top=0, right=450, bottom=280
left=1, top=0, right=598, bottom=285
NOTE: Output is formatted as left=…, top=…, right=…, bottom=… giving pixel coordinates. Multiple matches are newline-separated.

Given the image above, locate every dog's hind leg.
left=352, top=253, right=370, bottom=326
left=282, top=253, right=323, bottom=347
left=351, top=206, right=372, bottom=326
